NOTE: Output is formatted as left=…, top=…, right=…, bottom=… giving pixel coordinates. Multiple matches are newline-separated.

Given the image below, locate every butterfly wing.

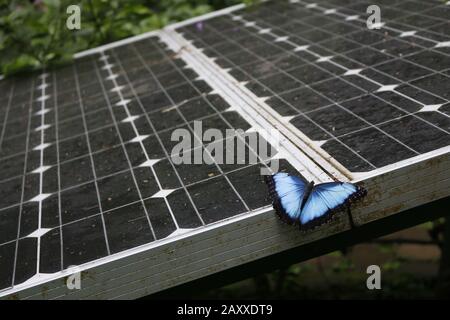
left=299, top=182, right=366, bottom=228
left=265, top=172, right=307, bottom=224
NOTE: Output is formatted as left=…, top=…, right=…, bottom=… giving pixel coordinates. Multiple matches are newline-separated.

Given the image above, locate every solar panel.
left=0, top=0, right=449, bottom=299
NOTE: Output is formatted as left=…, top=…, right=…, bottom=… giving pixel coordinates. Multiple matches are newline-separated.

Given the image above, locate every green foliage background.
left=0, top=0, right=250, bottom=76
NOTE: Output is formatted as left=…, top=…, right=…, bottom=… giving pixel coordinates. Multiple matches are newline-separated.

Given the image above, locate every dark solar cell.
left=62, top=215, right=109, bottom=268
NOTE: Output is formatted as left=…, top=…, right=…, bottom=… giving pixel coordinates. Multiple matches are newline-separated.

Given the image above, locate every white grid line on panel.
left=0, top=81, right=15, bottom=154
left=11, top=77, right=36, bottom=287
left=52, top=72, right=64, bottom=271
left=72, top=64, right=112, bottom=255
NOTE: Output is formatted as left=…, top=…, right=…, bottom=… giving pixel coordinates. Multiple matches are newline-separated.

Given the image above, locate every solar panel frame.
left=0, top=0, right=449, bottom=299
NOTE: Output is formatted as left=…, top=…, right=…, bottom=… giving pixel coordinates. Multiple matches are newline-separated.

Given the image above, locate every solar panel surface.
left=0, top=0, right=449, bottom=299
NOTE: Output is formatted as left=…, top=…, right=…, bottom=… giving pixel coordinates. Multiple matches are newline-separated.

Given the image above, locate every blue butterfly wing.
left=266, top=172, right=307, bottom=223
left=299, top=191, right=331, bottom=225
left=300, top=182, right=366, bottom=227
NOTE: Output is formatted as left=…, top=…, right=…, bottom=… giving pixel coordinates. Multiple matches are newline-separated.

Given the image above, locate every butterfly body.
left=265, top=173, right=366, bottom=230
left=300, top=181, right=315, bottom=211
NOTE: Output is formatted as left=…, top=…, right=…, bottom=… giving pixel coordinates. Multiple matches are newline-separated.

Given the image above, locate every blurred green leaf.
left=383, top=260, right=402, bottom=271
left=1, top=0, right=253, bottom=76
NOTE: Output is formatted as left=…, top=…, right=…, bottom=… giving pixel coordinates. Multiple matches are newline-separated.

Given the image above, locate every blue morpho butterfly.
left=265, top=172, right=367, bottom=230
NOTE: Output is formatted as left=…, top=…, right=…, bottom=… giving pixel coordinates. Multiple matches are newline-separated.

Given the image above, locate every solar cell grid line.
left=0, top=81, right=15, bottom=154
left=72, top=62, right=112, bottom=257
left=34, top=71, right=50, bottom=278
left=46, top=154, right=269, bottom=219
left=53, top=62, right=111, bottom=269
left=18, top=72, right=52, bottom=285
left=262, top=1, right=444, bottom=61
left=15, top=98, right=53, bottom=280
left=4, top=77, right=35, bottom=291
left=178, top=2, right=448, bottom=172
left=52, top=71, right=64, bottom=271
left=127, top=41, right=254, bottom=214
